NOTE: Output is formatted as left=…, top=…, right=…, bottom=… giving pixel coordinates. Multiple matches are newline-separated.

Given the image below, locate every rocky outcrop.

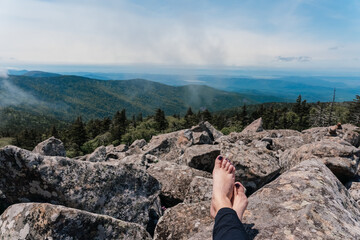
left=183, top=144, right=220, bottom=172
left=32, top=137, right=66, bottom=157
left=153, top=201, right=212, bottom=240
left=279, top=139, right=360, bottom=182
left=0, top=203, right=152, bottom=240
left=242, top=159, right=360, bottom=239
left=147, top=161, right=211, bottom=206
left=0, top=146, right=161, bottom=231
left=302, top=124, right=360, bottom=147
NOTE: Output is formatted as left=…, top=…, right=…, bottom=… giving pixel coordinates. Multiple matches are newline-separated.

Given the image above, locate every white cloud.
left=0, top=0, right=359, bottom=70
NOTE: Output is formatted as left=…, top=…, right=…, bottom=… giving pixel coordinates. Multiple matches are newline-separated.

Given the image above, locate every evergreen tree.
left=348, top=95, right=360, bottom=126
left=200, top=109, right=212, bottom=122
left=154, top=108, right=168, bottom=131
left=240, top=105, right=249, bottom=126
left=110, top=109, right=128, bottom=141
left=70, top=116, right=87, bottom=149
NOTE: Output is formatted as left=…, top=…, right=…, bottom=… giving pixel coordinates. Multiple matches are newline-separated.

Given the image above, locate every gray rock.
left=184, top=176, right=213, bottom=203
left=130, top=139, right=147, bottom=149
left=0, top=203, right=152, bottom=240
left=192, top=131, right=213, bottom=145
left=143, top=130, right=191, bottom=163
left=87, top=145, right=107, bottom=162
left=349, top=182, right=360, bottom=205
left=0, top=146, right=161, bottom=231
left=271, top=136, right=305, bottom=151
left=220, top=141, right=281, bottom=194
left=191, top=121, right=223, bottom=141
left=183, top=144, right=220, bottom=172
left=302, top=124, right=360, bottom=147
left=242, top=159, right=360, bottom=239
left=153, top=201, right=212, bottom=240
left=241, top=118, right=263, bottom=134
left=279, top=139, right=360, bottom=182
left=32, top=137, right=66, bottom=157
left=147, top=161, right=211, bottom=206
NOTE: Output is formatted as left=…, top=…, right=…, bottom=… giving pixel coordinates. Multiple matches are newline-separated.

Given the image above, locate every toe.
left=221, top=158, right=227, bottom=168
left=214, top=155, right=223, bottom=169
left=224, top=161, right=230, bottom=171
left=230, top=165, right=235, bottom=174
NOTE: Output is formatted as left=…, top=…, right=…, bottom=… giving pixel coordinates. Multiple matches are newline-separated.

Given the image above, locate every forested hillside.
left=1, top=75, right=256, bottom=121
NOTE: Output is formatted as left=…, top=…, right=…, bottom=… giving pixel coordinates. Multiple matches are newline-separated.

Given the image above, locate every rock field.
left=1, top=119, right=360, bottom=239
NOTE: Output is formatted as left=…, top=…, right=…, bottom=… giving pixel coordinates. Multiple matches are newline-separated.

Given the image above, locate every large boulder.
left=241, top=118, right=263, bottom=134
left=302, top=124, right=360, bottom=147
left=153, top=201, right=212, bottom=240
left=32, top=137, right=66, bottom=157
left=279, top=140, right=360, bottom=182
left=182, top=144, right=220, bottom=172
left=143, top=130, right=191, bottom=163
left=242, top=159, right=360, bottom=239
left=220, top=141, right=281, bottom=194
left=0, top=146, right=161, bottom=232
left=0, top=203, right=151, bottom=240
left=147, top=161, right=211, bottom=207
left=191, top=121, right=223, bottom=141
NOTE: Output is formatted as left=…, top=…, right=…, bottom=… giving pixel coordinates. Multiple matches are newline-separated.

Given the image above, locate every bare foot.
left=210, top=156, right=235, bottom=218
left=232, top=182, right=248, bottom=221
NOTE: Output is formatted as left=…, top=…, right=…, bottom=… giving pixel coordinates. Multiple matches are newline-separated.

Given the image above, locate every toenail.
left=226, top=158, right=230, bottom=162
left=218, top=156, right=223, bottom=160
left=235, top=183, right=240, bottom=188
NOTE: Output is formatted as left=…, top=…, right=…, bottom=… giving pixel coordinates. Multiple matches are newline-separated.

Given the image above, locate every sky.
left=1, top=0, right=360, bottom=74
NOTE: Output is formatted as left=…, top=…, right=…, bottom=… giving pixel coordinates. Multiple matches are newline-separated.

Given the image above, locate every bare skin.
left=210, top=156, right=235, bottom=218
left=232, top=182, right=248, bottom=221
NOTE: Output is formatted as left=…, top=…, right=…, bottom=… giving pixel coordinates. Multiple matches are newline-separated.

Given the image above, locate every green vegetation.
left=2, top=75, right=257, bottom=121
left=1, top=93, right=359, bottom=158
left=0, top=138, right=14, bottom=148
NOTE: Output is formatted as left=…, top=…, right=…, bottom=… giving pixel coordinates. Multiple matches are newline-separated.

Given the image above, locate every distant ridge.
left=1, top=74, right=258, bottom=121
left=23, top=71, right=61, bottom=78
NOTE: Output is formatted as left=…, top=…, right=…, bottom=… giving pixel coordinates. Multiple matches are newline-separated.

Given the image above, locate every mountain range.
left=0, top=72, right=257, bottom=122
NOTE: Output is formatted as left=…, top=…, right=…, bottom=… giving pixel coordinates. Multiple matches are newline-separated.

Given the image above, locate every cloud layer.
left=0, top=0, right=360, bottom=70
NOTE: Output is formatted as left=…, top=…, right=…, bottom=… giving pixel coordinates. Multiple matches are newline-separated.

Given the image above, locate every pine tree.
left=70, top=116, right=87, bottom=148
left=240, top=105, right=249, bottom=126
left=348, top=95, right=360, bottom=126
left=110, top=109, right=128, bottom=141
left=154, top=108, right=168, bottom=131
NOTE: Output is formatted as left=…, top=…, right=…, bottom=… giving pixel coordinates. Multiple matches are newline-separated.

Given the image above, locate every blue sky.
left=0, top=0, right=360, bottom=73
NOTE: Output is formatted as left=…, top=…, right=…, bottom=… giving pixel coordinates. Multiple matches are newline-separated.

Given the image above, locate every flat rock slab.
left=0, top=146, right=161, bottom=231
left=0, top=203, right=152, bottom=240
left=153, top=201, right=212, bottom=240
left=279, top=139, right=360, bottom=182
left=242, top=159, right=360, bottom=239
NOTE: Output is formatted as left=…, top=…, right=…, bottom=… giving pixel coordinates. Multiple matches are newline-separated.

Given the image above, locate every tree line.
left=10, top=94, right=360, bottom=157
